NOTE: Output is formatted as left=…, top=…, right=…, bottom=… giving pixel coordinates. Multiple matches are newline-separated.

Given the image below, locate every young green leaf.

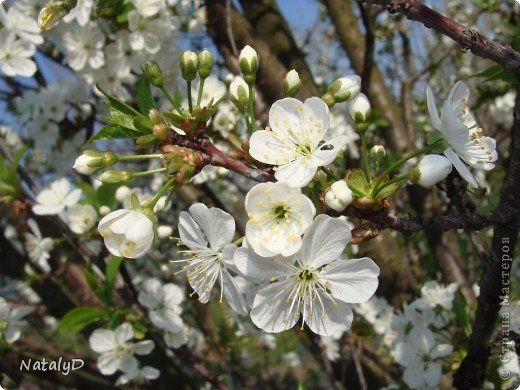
left=56, top=307, right=106, bottom=336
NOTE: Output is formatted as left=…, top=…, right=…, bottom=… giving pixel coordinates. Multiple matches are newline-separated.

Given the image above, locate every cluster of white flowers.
left=355, top=281, right=458, bottom=389
left=88, top=322, right=158, bottom=385
left=0, top=1, right=41, bottom=77
left=26, top=178, right=97, bottom=270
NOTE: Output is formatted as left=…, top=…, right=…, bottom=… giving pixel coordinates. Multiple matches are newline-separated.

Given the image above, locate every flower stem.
left=118, top=154, right=163, bottom=161
left=196, top=78, right=205, bottom=107
left=233, top=236, right=244, bottom=246
left=371, top=144, right=435, bottom=196
left=187, top=80, right=193, bottom=113
left=321, top=167, right=339, bottom=181
left=143, top=176, right=175, bottom=210
left=372, top=175, right=409, bottom=198
left=246, top=84, right=256, bottom=136
left=160, top=86, right=182, bottom=114
left=133, top=167, right=167, bottom=177
left=361, top=133, right=371, bottom=181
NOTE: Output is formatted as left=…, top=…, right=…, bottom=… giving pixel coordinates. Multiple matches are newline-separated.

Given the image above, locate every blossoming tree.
left=0, top=0, right=518, bottom=388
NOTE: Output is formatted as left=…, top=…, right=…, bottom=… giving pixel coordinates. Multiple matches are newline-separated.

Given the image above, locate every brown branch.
left=362, top=0, right=520, bottom=73
left=347, top=208, right=513, bottom=242
left=167, top=134, right=275, bottom=182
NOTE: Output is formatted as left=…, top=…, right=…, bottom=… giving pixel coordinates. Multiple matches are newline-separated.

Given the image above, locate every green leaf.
left=86, top=124, right=144, bottom=144
left=137, top=77, right=156, bottom=115
left=374, top=182, right=401, bottom=199
left=347, top=168, right=371, bottom=197
left=470, top=65, right=518, bottom=83
left=96, top=84, right=141, bottom=117
left=97, top=183, right=119, bottom=208
left=56, top=307, right=106, bottom=336
left=104, top=257, right=123, bottom=306
left=85, top=264, right=107, bottom=304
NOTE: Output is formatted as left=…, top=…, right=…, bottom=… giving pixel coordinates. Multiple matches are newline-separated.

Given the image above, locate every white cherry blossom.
left=62, top=22, right=105, bottom=71
left=32, top=178, right=82, bottom=216
left=24, top=219, right=54, bottom=273
left=0, top=3, right=43, bottom=45
left=244, top=182, right=315, bottom=257
left=236, top=215, right=380, bottom=336
left=426, top=81, right=497, bottom=188
left=89, top=323, right=155, bottom=376
left=249, top=97, right=348, bottom=187
left=98, top=209, right=154, bottom=258
left=138, top=279, right=185, bottom=332
left=177, top=203, right=247, bottom=314
left=65, top=204, right=98, bottom=234
left=391, top=325, right=453, bottom=389
left=0, top=30, right=36, bottom=77
left=0, top=297, right=33, bottom=343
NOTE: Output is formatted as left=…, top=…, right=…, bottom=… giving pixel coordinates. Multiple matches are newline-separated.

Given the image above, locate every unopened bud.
left=148, top=108, right=162, bottom=125
left=153, top=123, right=169, bottom=139
left=141, top=60, right=164, bottom=88
left=229, top=77, right=250, bottom=111
left=136, top=134, right=159, bottom=148
left=348, top=93, right=371, bottom=133
left=409, top=154, right=453, bottom=187
left=198, top=49, right=214, bottom=79
left=73, top=150, right=118, bottom=176
left=324, top=180, right=354, bottom=212
left=283, top=69, right=301, bottom=97
left=370, top=145, right=386, bottom=162
left=38, top=0, right=77, bottom=30
left=180, top=50, right=199, bottom=81
left=239, top=45, right=260, bottom=84
left=99, top=170, right=134, bottom=184
left=325, top=76, right=361, bottom=105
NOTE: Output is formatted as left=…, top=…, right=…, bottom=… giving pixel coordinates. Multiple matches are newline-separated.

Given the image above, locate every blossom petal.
left=188, top=203, right=235, bottom=250
left=250, top=281, right=299, bottom=333
left=115, top=323, right=134, bottom=343
left=426, top=86, right=441, bottom=130
left=132, top=340, right=155, bottom=355
left=235, top=247, right=293, bottom=282
left=310, top=135, right=348, bottom=166
left=97, top=352, right=122, bottom=375
left=304, top=298, right=353, bottom=336
left=178, top=211, right=207, bottom=248
left=299, top=215, right=351, bottom=268
left=89, top=329, right=117, bottom=353
left=249, top=130, right=297, bottom=165
left=221, top=269, right=248, bottom=315
left=321, top=258, right=380, bottom=303
left=274, top=159, right=318, bottom=188
left=444, top=148, right=478, bottom=188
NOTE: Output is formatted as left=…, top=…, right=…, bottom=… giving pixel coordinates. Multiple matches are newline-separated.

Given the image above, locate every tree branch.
left=362, top=0, right=520, bottom=73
